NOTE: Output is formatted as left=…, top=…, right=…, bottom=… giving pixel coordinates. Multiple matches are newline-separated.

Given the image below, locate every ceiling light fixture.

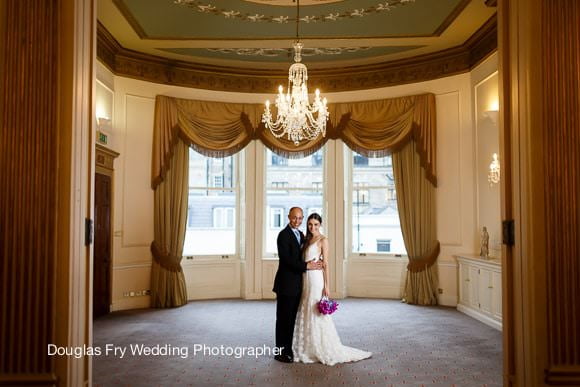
left=262, top=0, right=329, bottom=145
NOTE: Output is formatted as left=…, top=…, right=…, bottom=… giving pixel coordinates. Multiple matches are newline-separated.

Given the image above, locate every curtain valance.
left=151, top=93, right=437, bottom=189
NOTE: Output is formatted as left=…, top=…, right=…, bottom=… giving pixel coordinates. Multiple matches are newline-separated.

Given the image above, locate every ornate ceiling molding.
left=171, top=0, right=415, bottom=24
left=204, top=46, right=373, bottom=57
left=96, top=15, right=497, bottom=93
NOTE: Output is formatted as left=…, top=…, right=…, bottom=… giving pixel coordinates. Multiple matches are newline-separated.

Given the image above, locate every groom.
left=273, top=207, right=322, bottom=363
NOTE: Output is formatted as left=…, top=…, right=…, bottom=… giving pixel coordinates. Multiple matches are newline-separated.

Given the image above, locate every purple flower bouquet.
left=317, top=296, right=339, bottom=315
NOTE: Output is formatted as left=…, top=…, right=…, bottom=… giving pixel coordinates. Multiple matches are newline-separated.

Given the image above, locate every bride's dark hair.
left=304, top=213, right=323, bottom=248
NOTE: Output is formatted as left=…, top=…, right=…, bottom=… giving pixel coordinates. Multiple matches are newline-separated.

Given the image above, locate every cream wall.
left=470, top=54, right=501, bottom=258
left=96, top=54, right=498, bottom=310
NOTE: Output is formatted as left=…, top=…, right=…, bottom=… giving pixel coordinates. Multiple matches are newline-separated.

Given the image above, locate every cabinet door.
left=468, top=266, right=480, bottom=308
left=491, top=270, right=502, bottom=319
left=459, top=263, right=471, bottom=305
left=478, top=268, right=493, bottom=314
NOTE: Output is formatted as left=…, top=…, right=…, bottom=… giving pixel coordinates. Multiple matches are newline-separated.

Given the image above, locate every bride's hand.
left=322, top=287, right=329, bottom=298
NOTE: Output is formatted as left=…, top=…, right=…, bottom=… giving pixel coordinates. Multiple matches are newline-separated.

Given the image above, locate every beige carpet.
left=93, top=299, right=502, bottom=386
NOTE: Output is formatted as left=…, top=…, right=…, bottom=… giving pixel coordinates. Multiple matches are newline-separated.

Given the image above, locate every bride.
left=292, top=213, right=372, bottom=365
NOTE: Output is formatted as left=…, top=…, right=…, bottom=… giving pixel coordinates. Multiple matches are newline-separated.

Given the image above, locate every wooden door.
left=93, top=172, right=112, bottom=318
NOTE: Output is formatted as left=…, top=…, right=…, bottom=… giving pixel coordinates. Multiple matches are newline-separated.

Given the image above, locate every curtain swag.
left=151, top=93, right=438, bottom=189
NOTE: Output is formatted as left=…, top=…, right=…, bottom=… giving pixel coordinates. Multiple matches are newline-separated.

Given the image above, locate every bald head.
left=288, top=207, right=304, bottom=229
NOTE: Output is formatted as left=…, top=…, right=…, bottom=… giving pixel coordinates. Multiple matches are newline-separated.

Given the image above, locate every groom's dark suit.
left=273, top=224, right=307, bottom=359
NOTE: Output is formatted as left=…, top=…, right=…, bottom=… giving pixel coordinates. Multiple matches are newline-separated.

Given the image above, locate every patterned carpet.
left=93, top=299, right=502, bottom=387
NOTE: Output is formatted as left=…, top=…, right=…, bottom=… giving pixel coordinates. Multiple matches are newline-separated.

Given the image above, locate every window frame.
left=263, top=147, right=326, bottom=259
left=183, top=150, right=241, bottom=260
left=346, top=147, right=406, bottom=260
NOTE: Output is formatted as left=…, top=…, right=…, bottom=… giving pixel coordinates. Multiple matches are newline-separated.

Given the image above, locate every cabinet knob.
left=488, top=286, right=493, bottom=289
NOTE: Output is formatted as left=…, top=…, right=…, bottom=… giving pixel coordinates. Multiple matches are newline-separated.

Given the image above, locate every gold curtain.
left=150, top=140, right=189, bottom=308
left=393, top=140, right=440, bottom=305
left=151, top=93, right=437, bottom=188
left=150, top=92, right=440, bottom=307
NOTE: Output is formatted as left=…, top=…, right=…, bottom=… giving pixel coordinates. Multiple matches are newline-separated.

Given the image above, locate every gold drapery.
left=151, top=93, right=437, bottom=189
left=393, top=140, right=440, bottom=305
left=150, top=92, right=440, bottom=307
left=150, top=140, right=189, bottom=308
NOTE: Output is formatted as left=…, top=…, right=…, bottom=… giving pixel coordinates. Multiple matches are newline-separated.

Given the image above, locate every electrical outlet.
left=129, top=291, right=135, bottom=297
left=135, top=291, right=142, bottom=296
left=144, top=290, right=150, bottom=295
left=123, top=292, right=129, bottom=297
left=438, top=288, right=443, bottom=294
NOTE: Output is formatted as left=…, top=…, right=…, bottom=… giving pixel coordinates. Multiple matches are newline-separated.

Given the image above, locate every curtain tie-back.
left=150, top=241, right=183, bottom=273
left=406, top=241, right=440, bottom=273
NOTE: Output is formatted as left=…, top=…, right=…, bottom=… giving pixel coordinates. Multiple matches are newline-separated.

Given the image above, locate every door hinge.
left=85, top=218, right=93, bottom=246
left=502, top=219, right=515, bottom=246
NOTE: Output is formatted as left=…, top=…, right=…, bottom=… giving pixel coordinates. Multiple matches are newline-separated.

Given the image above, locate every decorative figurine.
left=480, top=226, right=490, bottom=258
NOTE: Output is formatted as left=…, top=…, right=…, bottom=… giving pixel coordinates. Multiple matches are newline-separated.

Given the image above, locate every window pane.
left=265, top=192, right=324, bottom=254
left=265, top=148, right=324, bottom=255
left=352, top=153, right=406, bottom=255
left=266, top=149, right=323, bottom=189
left=189, top=150, right=235, bottom=189
left=185, top=189, right=236, bottom=255
left=185, top=148, right=237, bottom=256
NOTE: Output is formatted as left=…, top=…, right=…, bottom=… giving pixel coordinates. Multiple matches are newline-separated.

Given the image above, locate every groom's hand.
left=306, top=261, right=323, bottom=270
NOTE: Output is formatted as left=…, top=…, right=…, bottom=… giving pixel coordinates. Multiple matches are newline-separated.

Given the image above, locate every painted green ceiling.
left=116, top=0, right=465, bottom=40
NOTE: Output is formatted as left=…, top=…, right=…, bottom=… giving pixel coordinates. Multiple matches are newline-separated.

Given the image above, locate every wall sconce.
left=488, top=153, right=500, bottom=186
left=483, top=100, right=499, bottom=125
left=483, top=110, right=499, bottom=125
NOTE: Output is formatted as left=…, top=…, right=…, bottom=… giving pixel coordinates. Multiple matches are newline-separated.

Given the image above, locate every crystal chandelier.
left=262, top=0, right=329, bottom=145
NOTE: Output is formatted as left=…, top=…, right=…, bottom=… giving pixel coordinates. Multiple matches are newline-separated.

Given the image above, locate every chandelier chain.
left=262, top=0, right=329, bottom=145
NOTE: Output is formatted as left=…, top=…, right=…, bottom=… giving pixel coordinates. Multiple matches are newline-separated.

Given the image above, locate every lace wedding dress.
left=292, top=240, right=372, bottom=366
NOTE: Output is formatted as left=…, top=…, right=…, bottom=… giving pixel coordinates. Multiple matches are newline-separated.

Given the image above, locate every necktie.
left=293, top=229, right=301, bottom=244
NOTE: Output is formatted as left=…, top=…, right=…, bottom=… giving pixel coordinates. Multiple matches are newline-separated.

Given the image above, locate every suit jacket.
left=272, top=225, right=307, bottom=296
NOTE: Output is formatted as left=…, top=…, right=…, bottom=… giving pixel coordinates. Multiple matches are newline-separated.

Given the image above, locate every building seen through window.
left=265, top=148, right=324, bottom=255
left=184, top=148, right=237, bottom=256
left=352, top=152, right=406, bottom=255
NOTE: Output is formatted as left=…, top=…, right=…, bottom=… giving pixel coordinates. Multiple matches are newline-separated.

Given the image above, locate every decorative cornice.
left=96, top=15, right=497, bottom=93
left=466, top=13, right=498, bottom=69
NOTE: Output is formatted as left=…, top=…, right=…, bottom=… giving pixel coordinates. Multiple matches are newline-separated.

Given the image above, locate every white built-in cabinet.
left=455, top=254, right=502, bottom=330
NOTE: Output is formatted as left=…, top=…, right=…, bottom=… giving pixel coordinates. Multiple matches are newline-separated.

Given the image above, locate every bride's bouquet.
left=317, top=296, right=339, bottom=315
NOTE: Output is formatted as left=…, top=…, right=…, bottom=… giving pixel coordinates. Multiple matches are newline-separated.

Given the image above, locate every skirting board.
left=457, top=304, right=502, bottom=331
left=437, top=293, right=458, bottom=307
left=112, top=296, right=151, bottom=311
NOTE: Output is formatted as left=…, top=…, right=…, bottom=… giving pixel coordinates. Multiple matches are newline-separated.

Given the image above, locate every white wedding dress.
left=292, top=240, right=372, bottom=366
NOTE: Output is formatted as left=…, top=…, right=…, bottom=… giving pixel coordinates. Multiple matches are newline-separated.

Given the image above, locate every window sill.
left=348, top=255, right=408, bottom=263
left=181, top=256, right=241, bottom=265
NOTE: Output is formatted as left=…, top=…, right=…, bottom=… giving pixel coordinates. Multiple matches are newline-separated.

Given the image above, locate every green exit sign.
left=97, top=131, right=108, bottom=145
